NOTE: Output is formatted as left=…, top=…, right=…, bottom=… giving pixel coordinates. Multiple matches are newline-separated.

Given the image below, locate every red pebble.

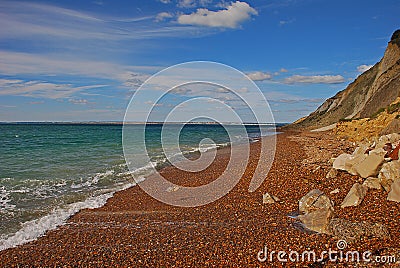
left=388, top=144, right=400, bottom=160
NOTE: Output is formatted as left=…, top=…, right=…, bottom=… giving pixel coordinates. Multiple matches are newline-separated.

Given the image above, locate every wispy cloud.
left=247, top=71, right=273, bottom=81
left=0, top=105, right=17, bottom=108
left=283, top=74, right=346, bottom=84
left=270, top=98, right=325, bottom=104
left=0, top=79, right=106, bottom=99
left=177, top=1, right=258, bottom=28
left=0, top=51, right=152, bottom=89
left=155, top=12, right=174, bottom=22
left=28, top=101, right=45, bottom=105
left=356, top=64, right=373, bottom=73
left=0, top=1, right=208, bottom=45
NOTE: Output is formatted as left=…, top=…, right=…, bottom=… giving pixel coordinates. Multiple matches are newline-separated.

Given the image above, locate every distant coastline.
left=0, top=121, right=288, bottom=126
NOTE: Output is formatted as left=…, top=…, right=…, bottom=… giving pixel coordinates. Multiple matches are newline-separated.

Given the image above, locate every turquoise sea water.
left=0, top=123, right=276, bottom=250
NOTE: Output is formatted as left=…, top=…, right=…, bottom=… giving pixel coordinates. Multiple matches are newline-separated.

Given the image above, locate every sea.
left=0, top=123, right=278, bottom=250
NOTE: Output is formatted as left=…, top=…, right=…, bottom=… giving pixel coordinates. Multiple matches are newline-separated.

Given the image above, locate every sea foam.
left=0, top=181, right=138, bottom=251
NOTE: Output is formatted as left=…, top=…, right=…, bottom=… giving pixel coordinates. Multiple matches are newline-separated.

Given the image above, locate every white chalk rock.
left=378, top=160, right=400, bottom=192
left=353, top=153, right=385, bottom=178
left=262, top=192, right=279, bottom=204
left=362, top=177, right=382, bottom=190
left=298, top=208, right=334, bottom=234
left=388, top=179, right=400, bottom=203
left=341, top=183, right=367, bottom=208
left=299, top=189, right=334, bottom=214
left=333, top=154, right=353, bottom=171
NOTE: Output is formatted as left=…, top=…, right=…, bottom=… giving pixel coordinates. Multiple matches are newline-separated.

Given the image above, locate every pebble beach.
left=1, top=131, right=399, bottom=267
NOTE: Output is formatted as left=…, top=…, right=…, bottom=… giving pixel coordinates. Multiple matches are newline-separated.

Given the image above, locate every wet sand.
left=1, top=131, right=399, bottom=267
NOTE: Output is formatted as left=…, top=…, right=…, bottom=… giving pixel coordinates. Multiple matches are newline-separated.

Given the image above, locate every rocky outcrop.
left=290, top=29, right=400, bottom=130
left=332, top=143, right=386, bottom=178
left=330, top=133, right=400, bottom=203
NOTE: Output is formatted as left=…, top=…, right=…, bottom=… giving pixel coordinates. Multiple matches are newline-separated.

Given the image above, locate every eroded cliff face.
left=334, top=98, right=400, bottom=142
left=292, top=30, right=400, bottom=130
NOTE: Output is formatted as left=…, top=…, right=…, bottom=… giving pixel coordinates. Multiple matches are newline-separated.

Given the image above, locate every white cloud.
left=177, top=1, right=257, bottom=28
left=155, top=12, right=174, bottom=22
left=283, top=75, right=346, bottom=84
left=178, top=0, right=197, bottom=7
left=357, top=64, right=373, bottom=73
left=159, top=0, right=171, bottom=3
left=280, top=68, right=288, bottom=73
left=69, top=99, right=89, bottom=104
left=247, top=71, right=273, bottom=81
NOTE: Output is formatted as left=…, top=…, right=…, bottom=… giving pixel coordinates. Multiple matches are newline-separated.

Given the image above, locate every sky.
left=0, top=0, right=399, bottom=123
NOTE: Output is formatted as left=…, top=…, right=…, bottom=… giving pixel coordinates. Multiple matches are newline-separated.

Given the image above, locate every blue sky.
left=0, top=0, right=399, bottom=122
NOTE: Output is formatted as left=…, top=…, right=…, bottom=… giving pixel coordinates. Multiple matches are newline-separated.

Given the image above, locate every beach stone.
left=353, top=152, right=385, bottom=178
left=377, top=133, right=400, bottom=148
left=298, top=208, right=334, bottom=234
left=327, top=218, right=390, bottom=242
left=299, top=189, right=334, bottom=214
left=330, top=188, right=340, bottom=194
left=341, top=183, right=367, bottom=208
left=380, top=178, right=394, bottom=192
left=387, top=180, right=400, bottom=202
left=362, top=177, right=382, bottom=190
left=368, top=147, right=387, bottom=156
left=333, top=154, right=353, bottom=171
left=345, top=154, right=367, bottom=175
left=388, top=143, right=400, bottom=160
left=383, top=143, right=393, bottom=154
left=262, top=193, right=279, bottom=204
left=353, top=143, right=370, bottom=156
left=378, top=160, right=400, bottom=191
left=326, top=168, right=338, bottom=179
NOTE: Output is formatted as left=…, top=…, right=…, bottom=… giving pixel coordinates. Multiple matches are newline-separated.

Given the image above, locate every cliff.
left=290, top=29, right=400, bottom=131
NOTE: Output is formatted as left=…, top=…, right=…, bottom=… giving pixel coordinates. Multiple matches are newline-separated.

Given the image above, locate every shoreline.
left=1, top=131, right=399, bottom=266
left=0, top=130, right=269, bottom=252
